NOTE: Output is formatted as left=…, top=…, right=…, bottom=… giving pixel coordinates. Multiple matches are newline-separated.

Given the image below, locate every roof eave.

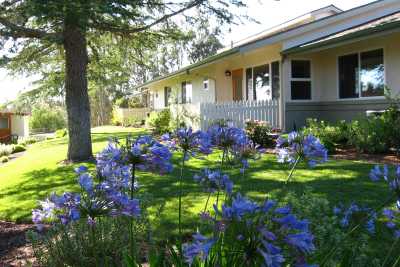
left=134, top=47, right=240, bottom=89
left=282, top=20, right=400, bottom=55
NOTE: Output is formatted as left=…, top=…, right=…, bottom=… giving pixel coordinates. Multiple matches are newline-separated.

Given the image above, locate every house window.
left=245, top=64, right=271, bottom=101
left=271, top=61, right=280, bottom=99
left=203, top=78, right=209, bottom=90
left=339, top=49, right=384, bottom=99
left=181, top=81, right=192, bottom=104
left=0, top=117, right=8, bottom=129
left=291, top=60, right=311, bottom=100
left=164, top=87, right=171, bottom=107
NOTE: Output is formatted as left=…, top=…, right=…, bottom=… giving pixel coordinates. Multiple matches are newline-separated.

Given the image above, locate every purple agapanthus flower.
left=369, top=165, right=400, bottom=211
left=276, top=132, right=328, bottom=168
left=161, top=127, right=213, bottom=161
left=382, top=208, right=400, bottom=239
left=193, top=169, right=234, bottom=195
left=200, top=193, right=316, bottom=266
left=334, top=203, right=377, bottom=234
left=285, top=232, right=315, bottom=254
left=183, top=233, right=215, bottom=265
left=32, top=164, right=141, bottom=230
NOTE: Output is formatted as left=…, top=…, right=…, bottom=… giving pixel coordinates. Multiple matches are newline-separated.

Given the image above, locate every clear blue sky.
left=0, top=0, right=375, bottom=104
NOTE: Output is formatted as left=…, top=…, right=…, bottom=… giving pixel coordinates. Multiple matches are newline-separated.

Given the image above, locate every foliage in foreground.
left=29, top=126, right=400, bottom=266
left=302, top=90, right=400, bottom=154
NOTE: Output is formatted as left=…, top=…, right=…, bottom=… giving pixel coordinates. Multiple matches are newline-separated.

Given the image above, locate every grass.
left=0, top=126, right=389, bottom=239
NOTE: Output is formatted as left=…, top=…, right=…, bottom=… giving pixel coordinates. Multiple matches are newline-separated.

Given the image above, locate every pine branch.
left=0, top=16, right=62, bottom=41
left=90, top=0, right=205, bottom=35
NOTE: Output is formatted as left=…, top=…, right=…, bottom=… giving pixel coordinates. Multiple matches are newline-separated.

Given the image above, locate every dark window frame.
left=290, top=59, right=312, bottom=100
left=0, top=117, right=9, bottom=129
left=338, top=48, right=385, bottom=99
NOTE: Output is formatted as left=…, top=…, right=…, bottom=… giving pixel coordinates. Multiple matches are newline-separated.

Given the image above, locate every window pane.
left=181, top=82, right=186, bottom=104
left=246, top=68, right=253, bottom=100
left=253, top=64, right=270, bottom=101
left=291, top=60, right=310, bottom=78
left=0, top=117, right=8, bottom=129
left=291, top=81, right=311, bottom=100
left=271, top=61, right=280, bottom=99
left=339, top=54, right=359, bottom=99
left=186, top=82, right=192, bottom=103
left=164, top=87, right=171, bottom=106
left=360, top=49, right=384, bottom=97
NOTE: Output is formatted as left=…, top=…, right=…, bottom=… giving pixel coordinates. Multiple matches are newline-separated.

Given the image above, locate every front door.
left=232, top=69, right=243, bottom=101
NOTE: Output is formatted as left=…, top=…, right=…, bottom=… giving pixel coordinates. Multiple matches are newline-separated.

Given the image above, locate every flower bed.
left=27, top=126, right=400, bottom=266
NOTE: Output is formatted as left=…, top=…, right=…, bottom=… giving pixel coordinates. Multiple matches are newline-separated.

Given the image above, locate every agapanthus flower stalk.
left=276, top=132, right=328, bottom=183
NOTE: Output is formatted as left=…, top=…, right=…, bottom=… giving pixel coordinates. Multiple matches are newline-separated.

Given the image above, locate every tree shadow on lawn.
left=0, top=166, right=79, bottom=223
left=1, top=152, right=390, bottom=240
left=37, top=129, right=148, bottom=148
left=138, top=156, right=390, bottom=240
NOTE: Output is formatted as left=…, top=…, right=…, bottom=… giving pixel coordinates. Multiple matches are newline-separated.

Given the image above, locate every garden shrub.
left=19, top=137, right=38, bottom=146
left=0, top=144, right=13, bottom=157
left=287, top=190, right=388, bottom=266
left=12, top=144, right=26, bottom=153
left=29, top=217, right=148, bottom=266
left=0, top=156, right=9, bottom=163
left=348, top=116, right=391, bottom=154
left=55, top=128, right=68, bottom=138
left=147, top=109, right=171, bottom=134
left=302, top=119, right=349, bottom=153
left=245, top=119, right=274, bottom=147
left=30, top=106, right=67, bottom=133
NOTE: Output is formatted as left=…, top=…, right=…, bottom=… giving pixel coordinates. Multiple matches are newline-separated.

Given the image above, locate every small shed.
left=0, top=111, right=30, bottom=143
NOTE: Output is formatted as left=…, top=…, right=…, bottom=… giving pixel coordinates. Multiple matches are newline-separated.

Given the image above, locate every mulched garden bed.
left=0, top=221, right=37, bottom=267
left=265, top=147, right=400, bottom=165
left=331, top=147, right=400, bottom=165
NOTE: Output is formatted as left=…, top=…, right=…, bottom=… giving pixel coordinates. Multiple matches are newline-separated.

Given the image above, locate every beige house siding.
left=285, top=32, right=400, bottom=103
left=10, top=115, right=29, bottom=138
left=213, top=43, right=282, bottom=102
left=150, top=71, right=216, bottom=110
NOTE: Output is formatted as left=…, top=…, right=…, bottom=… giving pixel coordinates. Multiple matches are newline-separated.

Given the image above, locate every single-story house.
left=135, top=0, right=400, bottom=131
left=0, top=111, right=30, bottom=143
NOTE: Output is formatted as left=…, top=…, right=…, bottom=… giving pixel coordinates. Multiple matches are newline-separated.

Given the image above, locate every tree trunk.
left=63, top=23, right=93, bottom=161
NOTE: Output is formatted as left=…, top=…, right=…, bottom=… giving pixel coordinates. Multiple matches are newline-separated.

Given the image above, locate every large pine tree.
left=0, top=0, right=247, bottom=161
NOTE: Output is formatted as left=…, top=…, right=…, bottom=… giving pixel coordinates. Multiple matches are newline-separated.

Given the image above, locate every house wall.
left=213, top=43, right=282, bottom=102
left=11, top=115, right=30, bottom=138
left=284, top=32, right=400, bottom=130
left=149, top=70, right=216, bottom=110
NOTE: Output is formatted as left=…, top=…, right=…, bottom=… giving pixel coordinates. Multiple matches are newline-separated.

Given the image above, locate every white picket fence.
left=200, top=99, right=280, bottom=130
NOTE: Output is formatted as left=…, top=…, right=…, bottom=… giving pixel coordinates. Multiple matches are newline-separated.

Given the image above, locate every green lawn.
left=0, top=126, right=388, bottom=238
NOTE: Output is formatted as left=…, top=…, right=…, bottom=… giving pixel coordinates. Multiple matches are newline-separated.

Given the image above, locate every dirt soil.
left=0, top=221, right=37, bottom=267
left=331, top=147, right=400, bottom=164
left=266, top=147, right=400, bottom=165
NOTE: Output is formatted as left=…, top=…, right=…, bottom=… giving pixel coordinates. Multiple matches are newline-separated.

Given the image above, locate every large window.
left=164, top=87, right=171, bottom=107
left=271, top=61, right=280, bottom=99
left=181, top=81, right=192, bottom=104
left=291, top=60, right=311, bottom=100
left=246, top=63, right=276, bottom=101
left=339, top=49, right=384, bottom=99
left=0, top=117, right=8, bottom=129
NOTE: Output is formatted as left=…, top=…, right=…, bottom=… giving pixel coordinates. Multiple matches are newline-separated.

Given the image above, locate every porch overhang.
left=282, top=12, right=400, bottom=55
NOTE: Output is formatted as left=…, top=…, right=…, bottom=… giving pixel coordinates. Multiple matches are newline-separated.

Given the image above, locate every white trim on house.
left=289, top=59, right=314, bottom=102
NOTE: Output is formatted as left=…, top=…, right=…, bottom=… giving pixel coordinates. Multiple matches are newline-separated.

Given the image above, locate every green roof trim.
left=282, top=17, right=400, bottom=55
left=135, top=47, right=240, bottom=89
